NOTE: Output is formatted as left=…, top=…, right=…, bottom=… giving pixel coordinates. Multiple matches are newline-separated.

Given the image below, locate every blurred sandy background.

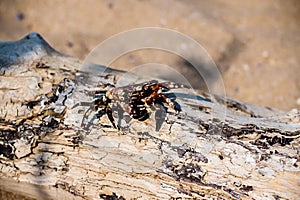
left=0, top=0, right=299, bottom=111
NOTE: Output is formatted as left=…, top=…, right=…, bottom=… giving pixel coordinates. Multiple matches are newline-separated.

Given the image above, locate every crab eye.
left=135, top=86, right=142, bottom=91
left=143, top=85, right=149, bottom=90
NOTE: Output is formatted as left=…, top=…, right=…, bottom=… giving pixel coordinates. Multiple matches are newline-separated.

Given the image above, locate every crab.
left=75, top=80, right=182, bottom=129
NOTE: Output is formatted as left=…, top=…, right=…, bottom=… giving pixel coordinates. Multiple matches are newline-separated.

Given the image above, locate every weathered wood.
left=0, top=33, right=299, bottom=200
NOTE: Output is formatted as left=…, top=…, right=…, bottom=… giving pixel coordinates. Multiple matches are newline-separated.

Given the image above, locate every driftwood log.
left=0, top=33, right=299, bottom=200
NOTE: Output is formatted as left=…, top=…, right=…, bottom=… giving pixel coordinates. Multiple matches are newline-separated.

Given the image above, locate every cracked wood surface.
left=0, top=33, right=299, bottom=200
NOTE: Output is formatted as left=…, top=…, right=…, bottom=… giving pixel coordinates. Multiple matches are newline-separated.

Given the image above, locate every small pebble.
left=242, top=64, right=249, bottom=71
left=66, top=41, right=73, bottom=48
left=234, top=87, right=239, bottom=93
left=108, top=2, right=113, bottom=9
left=256, top=62, right=262, bottom=68
left=296, top=97, right=300, bottom=105
left=262, top=50, right=269, bottom=58
left=16, top=12, right=25, bottom=21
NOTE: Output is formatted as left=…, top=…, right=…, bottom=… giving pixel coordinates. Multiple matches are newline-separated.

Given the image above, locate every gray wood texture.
left=0, top=33, right=299, bottom=200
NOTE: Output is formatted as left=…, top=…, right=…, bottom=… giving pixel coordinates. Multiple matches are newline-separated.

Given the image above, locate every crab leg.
left=105, top=106, right=117, bottom=129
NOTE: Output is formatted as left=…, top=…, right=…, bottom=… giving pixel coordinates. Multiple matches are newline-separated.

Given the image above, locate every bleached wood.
left=0, top=33, right=299, bottom=200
